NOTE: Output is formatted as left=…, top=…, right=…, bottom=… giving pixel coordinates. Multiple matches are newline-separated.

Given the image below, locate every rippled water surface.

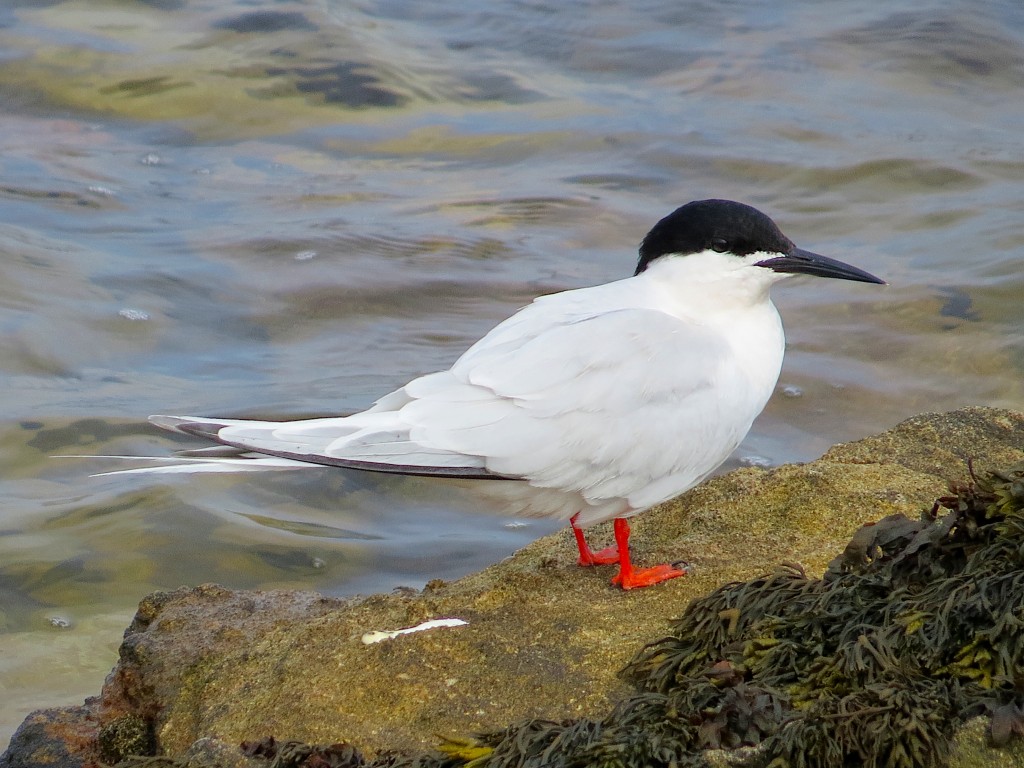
left=2, top=0, right=1023, bottom=747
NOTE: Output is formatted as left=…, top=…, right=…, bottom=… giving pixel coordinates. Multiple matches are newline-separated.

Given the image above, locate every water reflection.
left=1, top=0, right=1023, bottom=749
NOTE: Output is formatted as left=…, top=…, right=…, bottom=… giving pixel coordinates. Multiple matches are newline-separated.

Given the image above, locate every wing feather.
left=402, top=308, right=764, bottom=507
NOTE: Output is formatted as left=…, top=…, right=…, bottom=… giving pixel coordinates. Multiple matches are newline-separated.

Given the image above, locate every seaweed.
left=240, top=736, right=369, bottom=767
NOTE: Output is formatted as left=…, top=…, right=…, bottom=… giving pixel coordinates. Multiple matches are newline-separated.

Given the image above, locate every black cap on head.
left=635, top=199, right=793, bottom=275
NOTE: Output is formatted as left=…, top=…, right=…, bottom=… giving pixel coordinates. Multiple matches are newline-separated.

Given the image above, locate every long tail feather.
left=56, top=454, right=315, bottom=476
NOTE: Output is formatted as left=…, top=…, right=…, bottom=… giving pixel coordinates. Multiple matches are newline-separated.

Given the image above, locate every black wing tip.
left=148, top=415, right=224, bottom=440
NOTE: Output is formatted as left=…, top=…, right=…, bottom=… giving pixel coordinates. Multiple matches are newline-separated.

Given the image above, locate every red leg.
left=609, top=518, right=688, bottom=589
left=570, top=513, right=619, bottom=566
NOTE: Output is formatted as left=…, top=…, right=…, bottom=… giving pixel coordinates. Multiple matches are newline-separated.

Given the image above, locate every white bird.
left=103, top=200, right=884, bottom=589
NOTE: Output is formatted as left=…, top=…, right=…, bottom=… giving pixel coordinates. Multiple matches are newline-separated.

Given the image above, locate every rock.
left=3, top=406, right=1024, bottom=767
left=949, top=718, right=1024, bottom=768
left=97, top=713, right=154, bottom=764
left=183, top=737, right=264, bottom=768
left=0, top=706, right=98, bottom=768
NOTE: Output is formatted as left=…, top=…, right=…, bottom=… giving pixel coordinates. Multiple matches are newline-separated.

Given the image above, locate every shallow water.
left=2, top=0, right=1023, bottom=749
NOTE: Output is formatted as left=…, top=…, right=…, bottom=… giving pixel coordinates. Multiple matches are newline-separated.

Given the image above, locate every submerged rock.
left=3, top=407, right=1024, bottom=767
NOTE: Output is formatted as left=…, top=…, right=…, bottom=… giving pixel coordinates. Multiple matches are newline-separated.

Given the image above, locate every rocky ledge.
left=3, top=407, right=1024, bottom=768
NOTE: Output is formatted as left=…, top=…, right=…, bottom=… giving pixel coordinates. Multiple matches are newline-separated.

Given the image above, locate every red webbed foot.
left=608, top=517, right=689, bottom=590
left=611, top=562, right=688, bottom=589
left=570, top=513, right=620, bottom=566
left=578, top=545, right=620, bottom=567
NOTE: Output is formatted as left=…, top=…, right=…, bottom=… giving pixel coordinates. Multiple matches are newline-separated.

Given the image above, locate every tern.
left=104, top=199, right=884, bottom=589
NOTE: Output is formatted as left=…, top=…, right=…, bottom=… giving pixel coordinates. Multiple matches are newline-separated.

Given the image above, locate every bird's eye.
left=710, top=238, right=729, bottom=253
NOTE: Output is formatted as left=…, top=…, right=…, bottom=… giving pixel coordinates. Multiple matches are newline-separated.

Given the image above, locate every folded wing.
left=146, top=306, right=752, bottom=518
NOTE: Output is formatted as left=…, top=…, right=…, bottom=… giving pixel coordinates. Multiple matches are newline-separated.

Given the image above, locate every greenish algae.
left=0, top=1, right=566, bottom=142
left=0, top=1, right=405, bottom=140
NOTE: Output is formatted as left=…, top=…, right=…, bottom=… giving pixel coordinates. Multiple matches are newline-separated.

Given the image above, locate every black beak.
left=755, top=248, right=886, bottom=284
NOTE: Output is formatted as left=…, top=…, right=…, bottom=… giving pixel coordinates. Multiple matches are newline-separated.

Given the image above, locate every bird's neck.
left=636, top=252, right=778, bottom=321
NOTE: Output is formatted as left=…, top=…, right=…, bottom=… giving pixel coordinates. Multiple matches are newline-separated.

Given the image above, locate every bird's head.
left=635, top=199, right=885, bottom=285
